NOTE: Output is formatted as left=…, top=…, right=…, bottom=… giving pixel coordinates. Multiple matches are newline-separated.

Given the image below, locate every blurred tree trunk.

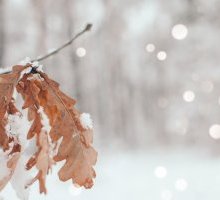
left=66, top=0, right=83, bottom=107
left=32, top=0, right=47, bottom=55
left=101, top=1, right=133, bottom=143
left=0, top=0, right=5, bottom=66
left=155, top=61, right=170, bottom=145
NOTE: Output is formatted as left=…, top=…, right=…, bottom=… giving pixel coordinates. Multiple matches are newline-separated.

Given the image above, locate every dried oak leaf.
left=17, top=74, right=53, bottom=193
left=0, top=65, right=24, bottom=150
left=0, top=65, right=25, bottom=191
left=38, top=72, right=97, bottom=188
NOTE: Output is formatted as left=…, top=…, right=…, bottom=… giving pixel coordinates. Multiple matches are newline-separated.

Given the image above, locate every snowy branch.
left=0, top=23, right=92, bottom=75
left=33, top=23, right=92, bottom=62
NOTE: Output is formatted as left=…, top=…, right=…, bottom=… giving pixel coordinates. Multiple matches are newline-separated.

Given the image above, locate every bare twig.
left=0, top=23, right=92, bottom=74
left=33, top=23, right=92, bottom=62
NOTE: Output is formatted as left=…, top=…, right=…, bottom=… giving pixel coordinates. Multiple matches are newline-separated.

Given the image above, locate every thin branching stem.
left=0, top=23, right=92, bottom=74
left=32, top=23, right=92, bottom=62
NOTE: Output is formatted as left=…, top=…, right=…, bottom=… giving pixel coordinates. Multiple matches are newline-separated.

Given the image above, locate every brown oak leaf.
left=0, top=65, right=24, bottom=150
left=18, top=71, right=97, bottom=189
left=38, top=72, right=97, bottom=188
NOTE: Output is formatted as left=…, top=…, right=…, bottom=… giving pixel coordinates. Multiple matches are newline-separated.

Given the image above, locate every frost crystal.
left=19, top=57, right=43, bottom=73
left=6, top=114, right=30, bottom=148
left=19, top=67, right=32, bottom=79
left=12, top=89, right=18, bottom=101
left=3, top=112, right=32, bottom=200
left=37, top=107, right=57, bottom=157
left=37, top=107, right=51, bottom=133
left=31, top=61, right=39, bottom=68
left=80, top=113, right=93, bottom=129
left=37, top=65, right=43, bottom=72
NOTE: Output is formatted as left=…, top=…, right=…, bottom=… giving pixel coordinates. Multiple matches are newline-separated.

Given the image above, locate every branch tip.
left=85, top=23, right=93, bottom=31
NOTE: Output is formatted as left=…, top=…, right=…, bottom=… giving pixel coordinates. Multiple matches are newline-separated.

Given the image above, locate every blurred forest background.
left=1, top=0, right=220, bottom=150
left=1, top=0, right=220, bottom=200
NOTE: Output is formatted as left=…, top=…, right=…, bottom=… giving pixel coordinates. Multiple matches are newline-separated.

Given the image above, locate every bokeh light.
left=76, top=47, right=86, bottom=57
left=209, top=124, right=220, bottom=139
left=157, top=51, right=167, bottom=61
left=172, top=24, right=188, bottom=40
left=183, top=90, right=195, bottom=102
left=145, top=43, right=156, bottom=52
left=154, top=166, right=167, bottom=178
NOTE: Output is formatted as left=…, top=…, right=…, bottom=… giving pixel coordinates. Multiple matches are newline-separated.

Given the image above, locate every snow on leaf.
left=80, top=113, right=93, bottom=130
left=17, top=74, right=54, bottom=194
left=0, top=66, right=23, bottom=150
left=19, top=57, right=31, bottom=66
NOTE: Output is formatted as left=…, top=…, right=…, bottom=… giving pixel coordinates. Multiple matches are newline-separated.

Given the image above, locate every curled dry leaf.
left=17, top=75, right=54, bottom=193
left=38, top=72, right=97, bottom=188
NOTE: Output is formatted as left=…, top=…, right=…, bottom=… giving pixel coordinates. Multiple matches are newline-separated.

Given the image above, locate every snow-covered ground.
left=2, top=148, right=220, bottom=200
